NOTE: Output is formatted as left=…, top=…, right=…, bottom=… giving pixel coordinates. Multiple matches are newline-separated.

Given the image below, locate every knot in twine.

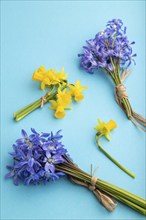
left=114, top=69, right=130, bottom=116
left=88, top=176, right=97, bottom=191
left=70, top=174, right=117, bottom=212
left=41, top=96, right=47, bottom=108
left=116, top=83, right=128, bottom=99
left=115, top=68, right=132, bottom=100
left=114, top=69, right=146, bottom=131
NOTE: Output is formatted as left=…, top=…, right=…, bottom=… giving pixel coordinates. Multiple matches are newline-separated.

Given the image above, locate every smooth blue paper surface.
left=1, top=1, right=145, bottom=219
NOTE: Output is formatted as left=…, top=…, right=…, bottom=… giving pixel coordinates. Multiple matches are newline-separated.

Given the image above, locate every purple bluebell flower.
left=78, top=19, right=136, bottom=73
left=6, top=129, right=68, bottom=185
left=107, top=19, right=123, bottom=31
left=43, top=151, right=65, bottom=173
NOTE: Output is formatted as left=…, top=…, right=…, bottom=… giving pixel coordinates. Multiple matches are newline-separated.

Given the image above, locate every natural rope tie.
left=115, top=68, right=131, bottom=100
left=116, top=83, right=128, bottom=100
left=70, top=176, right=117, bottom=212
left=114, top=69, right=146, bottom=131
left=41, top=96, right=47, bottom=108
left=88, top=176, right=97, bottom=191
left=115, top=68, right=131, bottom=102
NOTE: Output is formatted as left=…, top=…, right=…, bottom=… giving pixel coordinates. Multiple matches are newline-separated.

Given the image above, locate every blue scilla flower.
left=6, top=129, right=67, bottom=185
left=79, top=19, right=136, bottom=73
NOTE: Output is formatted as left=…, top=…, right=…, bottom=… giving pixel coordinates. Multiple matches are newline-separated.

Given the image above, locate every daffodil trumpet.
left=13, top=66, right=87, bottom=121
left=95, top=119, right=135, bottom=178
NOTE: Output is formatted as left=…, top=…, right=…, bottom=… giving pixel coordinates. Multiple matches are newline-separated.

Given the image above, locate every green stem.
left=13, top=100, right=38, bottom=117
left=14, top=82, right=68, bottom=121
left=56, top=160, right=146, bottom=216
left=14, top=91, right=57, bottom=121
left=113, top=68, right=132, bottom=118
left=14, top=99, right=42, bottom=121
left=96, top=179, right=146, bottom=208
left=99, top=187, right=146, bottom=216
left=96, top=137, right=135, bottom=178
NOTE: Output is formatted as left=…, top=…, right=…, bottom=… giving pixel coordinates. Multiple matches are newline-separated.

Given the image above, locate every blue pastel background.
left=1, top=1, right=145, bottom=219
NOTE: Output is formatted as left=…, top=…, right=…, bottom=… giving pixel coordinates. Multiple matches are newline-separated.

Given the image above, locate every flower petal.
left=28, top=158, right=34, bottom=167
left=21, top=129, right=28, bottom=138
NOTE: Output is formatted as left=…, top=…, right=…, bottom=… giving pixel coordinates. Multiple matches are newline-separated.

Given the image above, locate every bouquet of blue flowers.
left=6, top=129, right=146, bottom=215
left=79, top=19, right=146, bottom=131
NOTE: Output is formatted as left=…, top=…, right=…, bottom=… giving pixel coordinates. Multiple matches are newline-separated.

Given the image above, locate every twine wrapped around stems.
left=115, top=69, right=146, bottom=132
left=56, top=158, right=146, bottom=216
left=70, top=176, right=117, bottom=212
left=41, top=96, right=47, bottom=108
left=79, top=19, right=146, bottom=132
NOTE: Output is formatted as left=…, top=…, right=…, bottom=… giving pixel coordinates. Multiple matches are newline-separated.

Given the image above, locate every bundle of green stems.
left=14, top=91, right=57, bottom=121
left=56, top=156, right=146, bottom=216
left=13, top=82, right=65, bottom=121
left=104, top=65, right=146, bottom=131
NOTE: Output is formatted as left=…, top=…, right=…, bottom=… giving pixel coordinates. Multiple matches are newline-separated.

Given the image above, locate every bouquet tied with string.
left=14, top=67, right=87, bottom=121
left=6, top=129, right=146, bottom=216
left=79, top=19, right=146, bottom=131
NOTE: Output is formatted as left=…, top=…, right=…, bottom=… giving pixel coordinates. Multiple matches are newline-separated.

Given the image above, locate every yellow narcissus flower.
left=32, top=67, right=67, bottom=91
left=95, top=119, right=117, bottom=140
left=54, top=106, right=66, bottom=118
left=56, top=67, right=68, bottom=81
left=95, top=119, right=136, bottom=178
left=49, top=99, right=71, bottom=119
left=57, top=88, right=72, bottom=105
left=39, top=69, right=59, bottom=90
left=32, top=66, right=47, bottom=81
left=68, top=80, right=87, bottom=102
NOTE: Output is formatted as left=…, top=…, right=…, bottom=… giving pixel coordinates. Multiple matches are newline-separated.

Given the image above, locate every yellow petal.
left=57, top=67, right=68, bottom=81
left=95, top=119, right=104, bottom=131
left=54, top=106, right=66, bottom=118
left=32, top=71, right=44, bottom=81
left=57, top=90, right=72, bottom=105
left=95, top=119, right=117, bottom=140
left=105, top=133, right=110, bottom=141
left=75, top=80, right=87, bottom=92
left=97, top=119, right=102, bottom=125
left=49, top=100, right=57, bottom=110
left=95, top=126, right=100, bottom=130
left=38, top=66, right=47, bottom=74
left=40, top=82, right=46, bottom=90
left=74, top=93, right=84, bottom=102
left=68, top=84, right=75, bottom=95
left=75, top=80, right=81, bottom=88
left=108, top=120, right=117, bottom=129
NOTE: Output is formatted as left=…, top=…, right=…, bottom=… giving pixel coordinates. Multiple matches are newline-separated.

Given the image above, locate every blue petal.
left=5, top=172, right=14, bottom=178
left=45, top=162, right=50, bottom=171
left=46, top=151, right=51, bottom=159
left=42, top=133, right=50, bottom=137
left=48, top=164, right=55, bottom=173
left=28, top=158, right=34, bottom=167
left=31, top=128, right=38, bottom=134
left=13, top=176, right=19, bottom=186
left=21, top=129, right=28, bottom=138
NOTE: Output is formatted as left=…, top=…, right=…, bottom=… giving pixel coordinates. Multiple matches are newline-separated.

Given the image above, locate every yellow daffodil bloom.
left=95, top=119, right=135, bottom=178
left=49, top=99, right=71, bottom=118
left=32, top=67, right=68, bottom=90
left=49, top=100, right=65, bottom=118
left=55, top=106, right=66, bottom=118
left=68, top=80, right=87, bottom=102
left=57, top=88, right=72, bottom=105
left=56, top=67, right=68, bottom=81
left=95, top=119, right=117, bottom=140
left=32, top=66, right=47, bottom=82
